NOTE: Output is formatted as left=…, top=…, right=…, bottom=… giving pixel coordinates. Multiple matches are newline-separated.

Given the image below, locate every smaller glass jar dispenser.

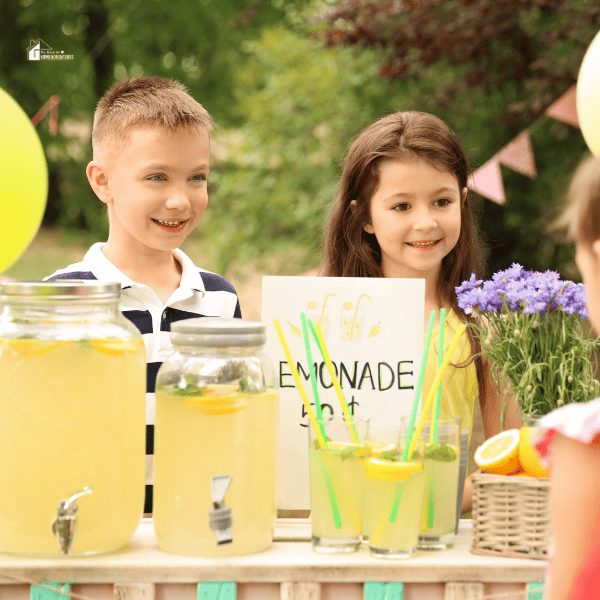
left=0, top=281, right=146, bottom=556
left=153, top=318, right=279, bottom=556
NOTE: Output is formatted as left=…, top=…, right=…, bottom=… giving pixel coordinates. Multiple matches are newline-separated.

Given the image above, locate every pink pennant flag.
left=544, top=86, right=579, bottom=128
left=468, top=158, right=506, bottom=205
left=496, top=130, right=537, bottom=178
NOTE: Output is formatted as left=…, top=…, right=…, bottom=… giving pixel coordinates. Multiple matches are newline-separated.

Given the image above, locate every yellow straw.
left=406, top=323, right=467, bottom=461
left=273, top=319, right=327, bottom=448
left=311, top=320, right=360, bottom=444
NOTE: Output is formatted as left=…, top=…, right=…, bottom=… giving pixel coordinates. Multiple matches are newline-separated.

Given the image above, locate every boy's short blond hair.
left=92, top=76, right=214, bottom=162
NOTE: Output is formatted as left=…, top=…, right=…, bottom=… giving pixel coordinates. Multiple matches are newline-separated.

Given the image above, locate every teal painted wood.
left=197, top=581, right=237, bottom=600
left=364, top=582, right=403, bottom=600
left=527, top=581, right=544, bottom=600
left=30, top=581, right=70, bottom=600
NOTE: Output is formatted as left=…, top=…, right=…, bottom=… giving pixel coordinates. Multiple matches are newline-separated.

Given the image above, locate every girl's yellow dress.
left=421, top=309, right=478, bottom=441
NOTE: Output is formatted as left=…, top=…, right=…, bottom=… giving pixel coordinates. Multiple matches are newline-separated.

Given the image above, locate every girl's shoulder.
left=534, top=398, right=600, bottom=462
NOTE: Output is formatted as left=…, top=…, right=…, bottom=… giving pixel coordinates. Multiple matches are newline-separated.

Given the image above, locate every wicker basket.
left=471, top=472, right=551, bottom=560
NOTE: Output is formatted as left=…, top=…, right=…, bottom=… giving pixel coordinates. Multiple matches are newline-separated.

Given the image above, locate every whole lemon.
left=518, top=427, right=550, bottom=478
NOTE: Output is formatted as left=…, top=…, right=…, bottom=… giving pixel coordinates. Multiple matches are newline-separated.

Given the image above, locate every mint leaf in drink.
left=378, top=448, right=401, bottom=462
left=424, top=443, right=457, bottom=462
left=341, top=445, right=358, bottom=461
left=166, top=374, right=207, bottom=396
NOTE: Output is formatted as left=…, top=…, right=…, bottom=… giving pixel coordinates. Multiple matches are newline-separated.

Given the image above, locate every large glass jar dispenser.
left=153, top=318, right=279, bottom=556
left=0, top=281, right=146, bottom=556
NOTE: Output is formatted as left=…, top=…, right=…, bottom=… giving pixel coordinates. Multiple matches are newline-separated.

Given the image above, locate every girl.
left=535, top=154, right=600, bottom=600
left=322, top=111, right=521, bottom=513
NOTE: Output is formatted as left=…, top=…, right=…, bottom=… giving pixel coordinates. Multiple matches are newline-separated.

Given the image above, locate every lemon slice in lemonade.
left=184, top=386, right=246, bottom=415
left=90, top=338, right=139, bottom=357
left=5, top=338, right=67, bottom=357
left=325, top=441, right=366, bottom=458
left=474, top=429, right=521, bottom=475
left=364, top=457, right=422, bottom=481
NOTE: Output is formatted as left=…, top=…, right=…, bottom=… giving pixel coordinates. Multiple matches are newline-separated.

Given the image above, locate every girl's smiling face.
left=364, top=158, right=465, bottom=281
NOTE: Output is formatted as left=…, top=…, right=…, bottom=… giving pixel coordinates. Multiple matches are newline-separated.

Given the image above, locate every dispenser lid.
left=171, top=318, right=266, bottom=347
left=0, top=280, right=121, bottom=302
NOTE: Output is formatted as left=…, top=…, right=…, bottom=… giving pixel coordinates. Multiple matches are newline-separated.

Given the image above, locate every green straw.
left=307, top=318, right=359, bottom=444
left=402, top=310, right=436, bottom=462
left=431, top=308, right=446, bottom=445
left=389, top=310, right=436, bottom=524
left=300, top=312, right=327, bottom=443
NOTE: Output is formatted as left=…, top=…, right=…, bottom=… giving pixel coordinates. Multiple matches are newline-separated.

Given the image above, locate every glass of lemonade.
left=363, top=429, right=425, bottom=558
left=308, top=416, right=369, bottom=553
left=402, top=415, right=461, bottom=550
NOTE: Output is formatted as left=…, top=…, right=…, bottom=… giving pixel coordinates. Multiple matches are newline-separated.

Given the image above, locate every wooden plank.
left=444, top=583, right=484, bottom=600
left=114, top=583, right=155, bottom=600
left=280, top=582, right=321, bottom=600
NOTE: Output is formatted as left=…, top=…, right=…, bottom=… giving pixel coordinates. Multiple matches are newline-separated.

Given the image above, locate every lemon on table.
left=474, top=429, right=521, bottom=475
left=363, top=457, right=422, bottom=481
left=518, top=426, right=550, bottom=478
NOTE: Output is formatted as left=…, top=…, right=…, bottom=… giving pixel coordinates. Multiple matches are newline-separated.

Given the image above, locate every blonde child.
left=534, top=154, right=600, bottom=600
left=46, top=77, right=241, bottom=513
left=322, top=110, right=521, bottom=512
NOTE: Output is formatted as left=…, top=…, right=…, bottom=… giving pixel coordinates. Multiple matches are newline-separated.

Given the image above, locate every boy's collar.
left=83, top=243, right=206, bottom=295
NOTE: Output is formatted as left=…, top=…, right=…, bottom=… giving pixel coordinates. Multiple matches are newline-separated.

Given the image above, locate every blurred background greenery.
left=2, top=0, right=599, bottom=302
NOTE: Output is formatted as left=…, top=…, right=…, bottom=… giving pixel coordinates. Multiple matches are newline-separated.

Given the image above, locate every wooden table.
left=0, top=519, right=546, bottom=600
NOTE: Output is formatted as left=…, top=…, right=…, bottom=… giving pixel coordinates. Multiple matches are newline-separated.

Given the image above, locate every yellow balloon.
left=577, top=30, right=600, bottom=156
left=0, top=88, right=48, bottom=273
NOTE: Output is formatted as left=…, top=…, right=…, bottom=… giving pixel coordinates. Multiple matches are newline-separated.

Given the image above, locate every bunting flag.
left=468, top=158, right=506, bottom=205
left=496, top=130, right=537, bottom=178
left=31, top=95, right=60, bottom=136
left=469, top=85, right=582, bottom=204
left=544, top=85, right=579, bottom=128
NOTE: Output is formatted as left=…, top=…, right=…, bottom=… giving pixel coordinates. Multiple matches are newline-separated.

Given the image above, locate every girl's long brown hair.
left=322, top=111, right=487, bottom=404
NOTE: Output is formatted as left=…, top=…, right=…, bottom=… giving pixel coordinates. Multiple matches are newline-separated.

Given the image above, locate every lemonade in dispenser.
left=0, top=281, right=146, bottom=556
left=153, top=318, right=279, bottom=556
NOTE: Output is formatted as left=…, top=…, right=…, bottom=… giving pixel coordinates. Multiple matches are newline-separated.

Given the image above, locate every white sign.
left=261, top=276, right=425, bottom=510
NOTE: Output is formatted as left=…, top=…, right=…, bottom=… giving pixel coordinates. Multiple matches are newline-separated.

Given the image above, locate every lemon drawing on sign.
left=518, top=427, right=549, bottom=478
left=306, top=293, right=335, bottom=339
left=343, top=294, right=371, bottom=342
left=288, top=321, right=301, bottom=336
left=474, top=429, right=521, bottom=475
left=343, top=302, right=352, bottom=310
left=369, top=322, right=381, bottom=338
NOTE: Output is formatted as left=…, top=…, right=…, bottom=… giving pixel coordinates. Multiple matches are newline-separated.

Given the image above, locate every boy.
left=46, top=77, right=241, bottom=513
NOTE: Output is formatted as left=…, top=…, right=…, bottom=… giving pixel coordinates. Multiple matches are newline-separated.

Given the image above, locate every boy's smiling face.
left=92, top=125, right=210, bottom=255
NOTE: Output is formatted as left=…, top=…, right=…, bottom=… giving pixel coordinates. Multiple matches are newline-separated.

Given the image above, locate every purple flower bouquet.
left=456, top=263, right=600, bottom=420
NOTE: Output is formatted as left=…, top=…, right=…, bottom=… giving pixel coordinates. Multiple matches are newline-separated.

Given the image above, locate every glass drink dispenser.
left=0, top=281, right=146, bottom=556
left=153, top=318, right=279, bottom=556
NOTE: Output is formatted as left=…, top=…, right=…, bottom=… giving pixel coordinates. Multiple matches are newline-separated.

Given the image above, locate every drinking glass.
left=308, top=416, right=369, bottom=553
left=363, top=428, right=425, bottom=558
left=402, top=415, right=461, bottom=550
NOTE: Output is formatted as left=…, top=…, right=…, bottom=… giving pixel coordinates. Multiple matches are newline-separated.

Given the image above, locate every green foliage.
left=204, top=25, right=406, bottom=273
